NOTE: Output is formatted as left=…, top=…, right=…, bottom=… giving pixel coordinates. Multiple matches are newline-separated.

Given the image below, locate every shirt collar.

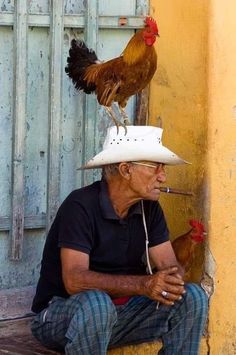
left=99, top=180, right=142, bottom=220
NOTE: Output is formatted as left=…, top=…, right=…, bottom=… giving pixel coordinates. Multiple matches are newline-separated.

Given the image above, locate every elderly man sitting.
left=31, top=126, right=208, bottom=355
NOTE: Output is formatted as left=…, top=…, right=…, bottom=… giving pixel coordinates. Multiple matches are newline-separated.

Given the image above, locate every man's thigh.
left=109, top=295, right=170, bottom=348
left=31, top=290, right=116, bottom=351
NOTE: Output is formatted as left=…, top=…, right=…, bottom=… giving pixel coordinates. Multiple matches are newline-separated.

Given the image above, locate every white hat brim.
left=80, top=144, right=189, bottom=169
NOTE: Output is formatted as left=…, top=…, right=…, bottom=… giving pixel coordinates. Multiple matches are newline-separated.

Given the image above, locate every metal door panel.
left=0, top=0, right=149, bottom=319
left=99, top=0, right=136, bottom=16
left=64, top=0, right=85, bottom=14
left=28, top=0, right=49, bottom=13
left=0, top=230, right=45, bottom=290
left=61, top=29, right=85, bottom=202
left=0, top=27, right=13, bottom=217
left=25, top=27, right=49, bottom=216
left=0, top=0, right=14, bottom=12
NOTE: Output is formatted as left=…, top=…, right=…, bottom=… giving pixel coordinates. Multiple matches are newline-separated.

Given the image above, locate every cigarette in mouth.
left=159, top=187, right=193, bottom=196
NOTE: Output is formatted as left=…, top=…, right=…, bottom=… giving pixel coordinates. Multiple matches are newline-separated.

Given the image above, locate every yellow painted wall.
left=148, top=0, right=236, bottom=354
left=207, top=0, right=236, bottom=353
left=149, top=0, right=208, bottom=281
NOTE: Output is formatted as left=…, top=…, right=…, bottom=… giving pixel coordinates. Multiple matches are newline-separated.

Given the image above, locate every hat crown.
left=80, top=125, right=188, bottom=169
left=103, top=126, right=163, bottom=150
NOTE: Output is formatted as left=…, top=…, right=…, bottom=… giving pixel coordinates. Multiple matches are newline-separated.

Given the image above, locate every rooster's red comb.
left=189, top=219, right=205, bottom=232
left=189, top=220, right=206, bottom=243
left=145, top=16, right=158, bottom=34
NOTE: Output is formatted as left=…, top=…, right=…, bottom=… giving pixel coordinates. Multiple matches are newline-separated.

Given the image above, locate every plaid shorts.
left=31, top=283, right=208, bottom=355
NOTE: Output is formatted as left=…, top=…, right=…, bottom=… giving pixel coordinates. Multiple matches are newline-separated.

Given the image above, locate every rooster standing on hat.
left=65, top=17, right=159, bottom=133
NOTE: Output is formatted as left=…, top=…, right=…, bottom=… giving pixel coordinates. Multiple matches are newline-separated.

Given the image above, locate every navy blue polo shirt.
left=32, top=180, right=169, bottom=313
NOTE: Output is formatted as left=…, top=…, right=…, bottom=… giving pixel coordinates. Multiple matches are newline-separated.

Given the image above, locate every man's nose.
left=156, top=166, right=166, bottom=183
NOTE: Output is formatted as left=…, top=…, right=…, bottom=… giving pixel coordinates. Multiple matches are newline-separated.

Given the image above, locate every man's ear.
left=118, top=162, right=132, bottom=180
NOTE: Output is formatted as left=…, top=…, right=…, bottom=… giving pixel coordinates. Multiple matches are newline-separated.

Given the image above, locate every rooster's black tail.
left=65, top=39, right=98, bottom=94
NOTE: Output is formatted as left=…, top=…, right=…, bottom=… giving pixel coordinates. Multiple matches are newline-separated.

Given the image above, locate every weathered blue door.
left=0, top=0, right=149, bottom=319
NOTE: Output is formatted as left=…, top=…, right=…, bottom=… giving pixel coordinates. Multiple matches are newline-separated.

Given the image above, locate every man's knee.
left=184, top=283, right=208, bottom=315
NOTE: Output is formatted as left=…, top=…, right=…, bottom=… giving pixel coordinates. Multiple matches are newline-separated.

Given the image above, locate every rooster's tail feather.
left=65, top=39, right=98, bottom=94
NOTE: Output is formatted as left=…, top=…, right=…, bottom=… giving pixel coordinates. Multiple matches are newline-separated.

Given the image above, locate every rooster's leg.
left=119, top=106, right=131, bottom=127
left=105, top=106, right=127, bottom=135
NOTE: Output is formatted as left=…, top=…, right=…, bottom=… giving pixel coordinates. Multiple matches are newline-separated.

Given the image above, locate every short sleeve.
left=57, top=196, right=93, bottom=254
left=145, top=201, right=169, bottom=247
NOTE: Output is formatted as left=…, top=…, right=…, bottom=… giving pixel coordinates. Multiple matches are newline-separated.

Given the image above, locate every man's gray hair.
left=102, top=163, right=120, bottom=180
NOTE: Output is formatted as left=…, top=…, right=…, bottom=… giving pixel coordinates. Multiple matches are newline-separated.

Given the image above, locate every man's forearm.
left=64, top=268, right=146, bottom=298
left=63, top=266, right=186, bottom=306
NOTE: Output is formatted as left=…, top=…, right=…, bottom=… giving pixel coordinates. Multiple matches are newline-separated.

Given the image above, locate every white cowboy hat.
left=81, top=125, right=189, bottom=169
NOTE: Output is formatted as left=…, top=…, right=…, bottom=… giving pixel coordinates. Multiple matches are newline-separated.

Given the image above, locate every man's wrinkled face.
left=128, top=161, right=167, bottom=200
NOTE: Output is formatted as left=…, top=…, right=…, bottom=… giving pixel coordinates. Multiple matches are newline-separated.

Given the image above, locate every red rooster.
left=172, top=220, right=206, bottom=273
left=65, top=16, right=159, bottom=133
